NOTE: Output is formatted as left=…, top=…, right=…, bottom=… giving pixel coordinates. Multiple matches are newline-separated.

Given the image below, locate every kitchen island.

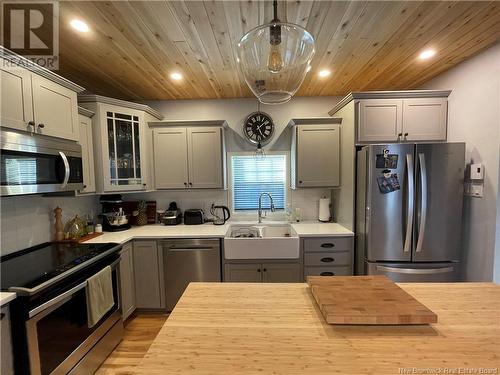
left=133, top=282, right=499, bottom=374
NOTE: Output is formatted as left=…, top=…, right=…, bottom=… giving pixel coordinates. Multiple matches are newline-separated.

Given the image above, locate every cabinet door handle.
left=257, top=268, right=261, bottom=272
left=263, top=268, right=267, bottom=272
left=83, top=184, right=87, bottom=189
left=142, top=183, right=147, bottom=187
left=404, top=132, right=408, bottom=138
left=320, top=272, right=334, bottom=276
left=184, top=182, right=187, bottom=186
left=189, top=182, right=193, bottom=186
left=320, top=243, right=335, bottom=248
left=320, top=257, right=334, bottom=263
left=38, top=123, right=45, bottom=128
left=299, top=180, right=303, bottom=184
left=0, top=312, right=5, bottom=320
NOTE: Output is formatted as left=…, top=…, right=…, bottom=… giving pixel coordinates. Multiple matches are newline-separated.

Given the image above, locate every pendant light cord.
left=273, top=0, right=278, bottom=22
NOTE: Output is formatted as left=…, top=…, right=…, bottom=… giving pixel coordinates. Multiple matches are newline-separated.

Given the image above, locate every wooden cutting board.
left=307, top=275, right=438, bottom=325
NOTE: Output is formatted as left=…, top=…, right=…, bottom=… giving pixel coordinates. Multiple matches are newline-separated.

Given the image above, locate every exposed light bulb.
left=267, top=43, right=284, bottom=73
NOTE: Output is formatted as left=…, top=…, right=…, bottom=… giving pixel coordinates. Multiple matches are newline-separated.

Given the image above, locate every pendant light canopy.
left=237, top=1, right=315, bottom=105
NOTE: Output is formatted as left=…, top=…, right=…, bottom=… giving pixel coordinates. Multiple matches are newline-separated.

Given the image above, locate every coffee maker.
left=99, top=195, right=131, bottom=232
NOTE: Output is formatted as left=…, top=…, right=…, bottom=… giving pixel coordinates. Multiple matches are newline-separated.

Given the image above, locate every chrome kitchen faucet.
left=258, top=192, right=275, bottom=223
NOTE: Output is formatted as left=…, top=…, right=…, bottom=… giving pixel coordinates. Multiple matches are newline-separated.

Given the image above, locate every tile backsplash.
left=0, top=195, right=99, bottom=256
left=0, top=188, right=331, bottom=256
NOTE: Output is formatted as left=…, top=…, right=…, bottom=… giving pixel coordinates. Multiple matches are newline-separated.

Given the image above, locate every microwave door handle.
left=59, top=151, right=70, bottom=188
left=415, top=153, right=428, bottom=253
left=404, top=153, right=414, bottom=253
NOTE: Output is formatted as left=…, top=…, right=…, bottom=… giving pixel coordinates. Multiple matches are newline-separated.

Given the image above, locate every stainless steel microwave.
left=1, top=129, right=84, bottom=196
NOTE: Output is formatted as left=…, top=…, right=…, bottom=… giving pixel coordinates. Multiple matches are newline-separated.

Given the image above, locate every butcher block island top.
left=134, top=282, right=500, bottom=375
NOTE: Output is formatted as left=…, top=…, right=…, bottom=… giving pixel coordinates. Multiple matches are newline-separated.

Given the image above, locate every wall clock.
left=243, top=111, right=275, bottom=145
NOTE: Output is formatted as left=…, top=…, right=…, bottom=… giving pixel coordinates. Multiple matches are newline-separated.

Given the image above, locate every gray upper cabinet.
left=0, top=63, right=33, bottom=132
left=78, top=109, right=96, bottom=194
left=329, top=91, right=450, bottom=144
left=153, top=127, right=189, bottom=189
left=291, top=122, right=340, bottom=188
left=1, top=56, right=83, bottom=140
left=402, top=98, right=447, bottom=141
left=358, top=99, right=403, bottom=142
left=187, top=127, right=223, bottom=188
left=78, top=95, right=163, bottom=193
left=151, top=122, right=227, bottom=190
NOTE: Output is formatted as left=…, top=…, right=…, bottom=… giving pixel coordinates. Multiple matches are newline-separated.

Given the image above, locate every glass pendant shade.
left=237, top=22, right=315, bottom=105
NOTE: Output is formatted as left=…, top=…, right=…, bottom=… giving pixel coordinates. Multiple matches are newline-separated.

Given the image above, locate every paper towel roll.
left=318, top=198, right=331, bottom=222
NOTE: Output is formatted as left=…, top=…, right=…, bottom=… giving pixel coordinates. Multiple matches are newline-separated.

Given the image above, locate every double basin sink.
left=224, top=223, right=299, bottom=259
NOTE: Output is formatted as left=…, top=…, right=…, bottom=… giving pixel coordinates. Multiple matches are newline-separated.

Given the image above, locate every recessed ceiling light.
left=170, top=72, right=183, bottom=81
left=419, top=49, right=436, bottom=60
left=70, top=19, right=89, bottom=33
left=318, top=69, right=331, bottom=78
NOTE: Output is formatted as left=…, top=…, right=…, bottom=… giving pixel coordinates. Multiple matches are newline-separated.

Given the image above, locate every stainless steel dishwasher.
left=162, top=238, right=221, bottom=311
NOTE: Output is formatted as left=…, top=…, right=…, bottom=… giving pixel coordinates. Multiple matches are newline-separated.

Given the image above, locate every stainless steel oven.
left=0, top=129, right=83, bottom=196
left=2, top=242, right=123, bottom=375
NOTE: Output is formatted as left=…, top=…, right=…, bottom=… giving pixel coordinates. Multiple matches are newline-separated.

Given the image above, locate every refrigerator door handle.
left=416, top=153, right=428, bottom=253
left=376, top=265, right=454, bottom=274
left=404, top=154, right=414, bottom=253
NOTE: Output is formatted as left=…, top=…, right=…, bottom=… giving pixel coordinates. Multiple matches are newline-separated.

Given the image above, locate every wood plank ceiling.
left=57, top=1, right=500, bottom=101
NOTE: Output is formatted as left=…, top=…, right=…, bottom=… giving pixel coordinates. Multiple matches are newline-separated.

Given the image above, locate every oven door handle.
left=29, top=281, right=86, bottom=318
left=28, top=258, right=120, bottom=318
left=59, top=151, right=70, bottom=188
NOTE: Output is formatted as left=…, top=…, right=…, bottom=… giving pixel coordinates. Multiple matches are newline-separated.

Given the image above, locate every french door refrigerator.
left=356, top=143, right=465, bottom=282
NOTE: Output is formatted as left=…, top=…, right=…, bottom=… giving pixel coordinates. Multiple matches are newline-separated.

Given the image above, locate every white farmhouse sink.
left=224, top=224, right=300, bottom=260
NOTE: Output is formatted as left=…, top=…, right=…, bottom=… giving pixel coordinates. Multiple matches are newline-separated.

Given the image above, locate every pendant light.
left=237, top=0, right=315, bottom=105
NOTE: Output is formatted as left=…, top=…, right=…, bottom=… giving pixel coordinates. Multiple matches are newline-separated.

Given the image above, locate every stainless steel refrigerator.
left=356, top=143, right=465, bottom=282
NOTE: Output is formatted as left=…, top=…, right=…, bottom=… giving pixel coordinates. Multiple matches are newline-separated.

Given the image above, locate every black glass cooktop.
left=0, top=242, right=119, bottom=290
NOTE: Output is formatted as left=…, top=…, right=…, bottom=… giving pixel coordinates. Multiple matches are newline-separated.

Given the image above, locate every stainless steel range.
left=1, top=242, right=123, bottom=374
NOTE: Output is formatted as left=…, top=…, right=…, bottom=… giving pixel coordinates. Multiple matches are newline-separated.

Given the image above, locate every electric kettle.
left=211, top=205, right=230, bottom=225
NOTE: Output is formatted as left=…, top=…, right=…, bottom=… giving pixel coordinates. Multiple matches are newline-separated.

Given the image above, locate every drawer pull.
left=320, top=272, right=334, bottom=276
left=320, top=243, right=335, bottom=248
left=320, top=257, right=334, bottom=263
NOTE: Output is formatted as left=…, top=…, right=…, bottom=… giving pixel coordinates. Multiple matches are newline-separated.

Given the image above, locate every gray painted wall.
left=421, top=43, right=500, bottom=281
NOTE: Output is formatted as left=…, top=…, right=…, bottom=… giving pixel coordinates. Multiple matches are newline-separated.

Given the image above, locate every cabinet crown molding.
left=149, top=120, right=228, bottom=128
left=328, top=90, right=452, bottom=116
left=287, top=117, right=342, bottom=128
left=78, top=106, right=95, bottom=117
left=1, top=46, right=85, bottom=93
left=78, top=94, right=163, bottom=120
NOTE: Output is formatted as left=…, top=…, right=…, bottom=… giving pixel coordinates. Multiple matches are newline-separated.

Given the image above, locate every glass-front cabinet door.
left=102, top=107, right=147, bottom=191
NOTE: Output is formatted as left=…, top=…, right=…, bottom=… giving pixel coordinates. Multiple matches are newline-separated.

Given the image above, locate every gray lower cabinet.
left=133, top=240, right=165, bottom=309
left=224, top=262, right=302, bottom=283
left=119, top=242, right=136, bottom=320
left=303, top=237, right=354, bottom=279
left=1, top=305, right=14, bottom=375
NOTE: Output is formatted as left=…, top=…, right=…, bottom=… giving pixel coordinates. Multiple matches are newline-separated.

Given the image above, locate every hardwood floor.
left=96, top=313, right=168, bottom=375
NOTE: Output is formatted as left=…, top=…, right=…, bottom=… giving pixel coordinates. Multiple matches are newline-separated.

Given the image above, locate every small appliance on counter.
left=99, top=195, right=131, bottom=232
left=184, top=209, right=205, bottom=225
left=163, top=202, right=183, bottom=225
left=210, top=204, right=230, bottom=225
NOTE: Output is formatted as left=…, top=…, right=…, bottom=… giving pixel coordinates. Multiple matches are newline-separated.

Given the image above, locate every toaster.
left=184, top=209, right=204, bottom=225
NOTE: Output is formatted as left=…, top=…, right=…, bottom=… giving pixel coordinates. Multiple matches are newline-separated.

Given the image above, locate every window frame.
left=227, top=151, right=291, bottom=220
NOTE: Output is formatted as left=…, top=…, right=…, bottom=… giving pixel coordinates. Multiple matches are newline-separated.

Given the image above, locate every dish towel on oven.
left=86, top=266, right=114, bottom=328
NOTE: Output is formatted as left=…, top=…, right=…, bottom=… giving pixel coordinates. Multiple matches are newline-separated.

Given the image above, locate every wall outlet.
left=464, top=182, right=484, bottom=198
